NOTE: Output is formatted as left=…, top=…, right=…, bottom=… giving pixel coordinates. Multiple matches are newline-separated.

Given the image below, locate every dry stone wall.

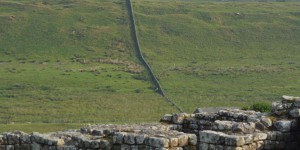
left=1, top=95, right=300, bottom=150
left=161, top=95, right=300, bottom=150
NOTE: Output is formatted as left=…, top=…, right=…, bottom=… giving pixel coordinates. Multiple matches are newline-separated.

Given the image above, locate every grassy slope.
left=134, top=0, right=300, bottom=112
left=0, top=0, right=176, bottom=125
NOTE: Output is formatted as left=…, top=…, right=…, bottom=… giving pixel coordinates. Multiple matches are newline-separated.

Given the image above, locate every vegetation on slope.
left=0, top=0, right=176, bottom=124
left=133, top=0, right=300, bottom=112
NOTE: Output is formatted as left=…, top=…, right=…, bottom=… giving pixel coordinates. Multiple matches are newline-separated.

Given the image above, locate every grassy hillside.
left=0, top=0, right=176, bottom=124
left=133, top=0, right=300, bottom=112
left=1, top=0, right=300, bottom=130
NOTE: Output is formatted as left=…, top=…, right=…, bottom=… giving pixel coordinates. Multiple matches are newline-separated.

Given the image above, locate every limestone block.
left=31, top=143, right=43, bottom=150
left=169, top=137, right=178, bottom=147
left=135, top=134, right=146, bottom=145
left=31, top=133, right=46, bottom=144
left=289, top=108, right=300, bottom=118
left=282, top=95, right=300, bottom=102
left=172, top=113, right=187, bottom=124
left=20, top=134, right=31, bottom=144
left=272, top=102, right=285, bottom=115
left=113, top=132, right=126, bottom=144
left=124, top=134, right=135, bottom=145
left=243, top=134, right=253, bottom=144
left=187, top=134, right=197, bottom=146
left=253, top=133, right=267, bottom=141
left=260, top=117, right=272, bottom=127
left=224, top=135, right=245, bottom=146
left=100, top=140, right=111, bottom=150
left=224, top=146, right=243, bottom=150
left=198, top=142, right=209, bottom=150
left=7, top=133, right=20, bottom=145
left=145, top=137, right=169, bottom=148
left=89, top=140, right=100, bottom=149
left=199, top=130, right=225, bottom=144
left=161, top=114, right=173, bottom=122
left=120, top=144, right=130, bottom=150
left=214, top=120, right=233, bottom=131
left=273, top=120, right=291, bottom=132
left=6, top=145, right=14, bottom=150
left=58, top=146, right=77, bottom=150
left=177, top=135, right=188, bottom=147
left=20, top=144, right=31, bottom=150
left=242, top=145, right=249, bottom=150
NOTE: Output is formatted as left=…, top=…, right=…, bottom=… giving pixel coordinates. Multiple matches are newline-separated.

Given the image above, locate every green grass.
left=0, top=0, right=176, bottom=125
left=133, top=0, right=300, bottom=112
left=1, top=0, right=300, bottom=132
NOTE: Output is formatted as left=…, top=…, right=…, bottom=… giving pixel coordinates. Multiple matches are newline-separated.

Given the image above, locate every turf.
left=133, top=0, right=300, bottom=112
left=0, top=0, right=176, bottom=125
left=1, top=0, right=300, bottom=132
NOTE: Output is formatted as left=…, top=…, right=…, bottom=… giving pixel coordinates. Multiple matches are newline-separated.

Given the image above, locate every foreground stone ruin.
left=1, top=95, right=300, bottom=150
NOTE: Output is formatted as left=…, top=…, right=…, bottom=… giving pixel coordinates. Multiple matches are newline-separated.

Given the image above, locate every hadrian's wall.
left=0, top=95, right=300, bottom=150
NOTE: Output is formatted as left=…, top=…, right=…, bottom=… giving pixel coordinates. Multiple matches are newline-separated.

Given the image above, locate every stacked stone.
left=0, top=124, right=197, bottom=150
left=112, top=131, right=197, bottom=150
left=161, top=95, right=300, bottom=150
left=198, top=130, right=266, bottom=150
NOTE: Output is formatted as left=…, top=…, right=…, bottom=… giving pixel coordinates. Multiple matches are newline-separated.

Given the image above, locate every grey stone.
left=124, top=134, right=135, bottom=145
left=199, top=130, right=225, bottom=144
left=193, top=108, right=203, bottom=114
left=113, top=132, right=125, bottom=144
left=100, top=140, right=111, bottom=150
left=161, top=114, right=173, bottom=122
left=224, top=135, right=245, bottom=146
left=20, top=144, right=31, bottom=150
left=187, top=134, right=197, bottom=145
left=6, top=145, right=14, bottom=150
left=273, top=120, right=291, bottom=132
left=31, top=143, right=43, bottom=150
left=135, top=134, right=146, bottom=144
left=289, top=108, right=300, bottom=118
left=145, top=137, right=169, bottom=148
left=20, top=134, right=31, bottom=144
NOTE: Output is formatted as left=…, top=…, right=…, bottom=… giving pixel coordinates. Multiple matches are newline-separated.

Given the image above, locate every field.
left=0, top=0, right=176, bottom=126
left=0, top=0, right=300, bottom=132
left=133, top=0, right=300, bottom=112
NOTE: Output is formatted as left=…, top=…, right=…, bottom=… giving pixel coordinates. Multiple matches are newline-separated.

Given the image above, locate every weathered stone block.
left=224, top=135, right=245, bottom=146
left=274, top=120, right=291, bottom=132
left=289, top=108, right=300, bottom=118
left=113, top=132, right=126, bottom=144
left=135, top=134, right=146, bottom=145
left=161, top=114, right=173, bottom=122
left=20, top=144, right=31, bottom=150
left=199, top=130, right=224, bottom=144
left=224, top=146, right=243, bottom=150
left=253, top=133, right=267, bottom=141
left=169, top=137, right=178, bottom=147
left=6, top=145, right=14, bottom=150
left=100, top=140, right=111, bottom=150
left=177, top=135, right=188, bottom=147
left=260, top=117, right=272, bottom=127
left=145, top=137, right=169, bottom=148
left=187, top=134, right=197, bottom=146
left=124, top=134, right=135, bottom=145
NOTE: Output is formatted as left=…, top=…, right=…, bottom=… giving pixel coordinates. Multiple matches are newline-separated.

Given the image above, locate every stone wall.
left=161, top=95, right=300, bottom=150
left=0, top=95, right=300, bottom=150
left=0, top=124, right=197, bottom=150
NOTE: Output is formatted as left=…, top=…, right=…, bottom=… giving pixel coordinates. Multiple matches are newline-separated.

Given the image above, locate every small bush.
left=249, top=102, right=271, bottom=112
